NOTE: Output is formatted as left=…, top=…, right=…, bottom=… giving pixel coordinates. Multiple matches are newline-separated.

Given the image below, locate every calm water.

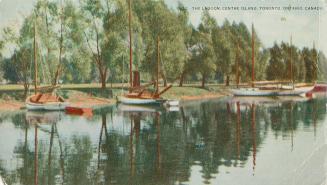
left=0, top=96, right=327, bottom=185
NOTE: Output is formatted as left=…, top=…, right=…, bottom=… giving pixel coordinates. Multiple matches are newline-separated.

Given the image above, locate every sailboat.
left=231, top=24, right=314, bottom=96
left=25, top=21, right=69, bottom=110
left=118, top=0, right=171, bottom=105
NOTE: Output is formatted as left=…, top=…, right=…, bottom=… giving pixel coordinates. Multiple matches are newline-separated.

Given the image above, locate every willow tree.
left=1, top=15, right=35, bottom=97
left=190, top=11, right=217, bottom=88
left=213, top=21, right=263, bottom=85
left=212, top=19, right=235, bottom=86
left=266, top=43, right=284, bottom=80
left=0, top=40, right=3, bottom=81
left=135, top=0, right=188, bottom=86
left=302, top=47, right=318, bottom=83
left=60, top=1, right=93, bottom=83
left=177, top=2, right=193, bottom=87
left=81, top=0, right=129, bottom=89
left=31, top=0, right=68, bottom=85
left=318, top=51, right=327, bottom=82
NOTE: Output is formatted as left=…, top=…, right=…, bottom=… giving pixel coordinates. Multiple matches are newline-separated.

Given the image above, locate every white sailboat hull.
left=26, top=101, right=69, bottom=111
left=231, top=86, right=314, bottom=96
left=277, top=86, right=314, bottom=96
left=231, top=88, right=277, bottom=96
left=25, top=96, right=69, bottom=111
left=118, top=96, right=158, bottom=105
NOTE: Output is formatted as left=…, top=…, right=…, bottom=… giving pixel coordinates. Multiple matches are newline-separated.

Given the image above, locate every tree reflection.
left=0, top=98, right=326, bottom=184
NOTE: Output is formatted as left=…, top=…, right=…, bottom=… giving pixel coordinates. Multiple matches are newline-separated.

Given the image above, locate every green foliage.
left=134, top=0, right=188, bottom=83
left=0, top=0, right=323, bottom=87
left=318, top=52, right=327, bottom=82
left=266, top=43, right=285, bottom=80
left=266, top=42, right=319, bottom=83
left=302, top=47, right=318, bottom=82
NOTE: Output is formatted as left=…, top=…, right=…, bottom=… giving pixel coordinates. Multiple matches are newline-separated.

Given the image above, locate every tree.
left=317, top=51, right=327, bottom=82
left=190, top=11, right=217, bottom=88
left=176, top=3, right=193, bottom=87
left=302, top=47, right=318, bottom=83
left=1, top=16, right=34, bottom=97
left=31, top=0, right=63, bottom=85
left=81, top=0, right=129, bottom=89
left=61, top=0, right=93, bottom=84
left=212, top=21, right=233, bottom=86
left=211, top=20, right=263, bottom=86
left=266, top=43, right=284, bottom=80
left=0, top=40, right=4, bottom=81
left=135, top=0, right=188, bottom=86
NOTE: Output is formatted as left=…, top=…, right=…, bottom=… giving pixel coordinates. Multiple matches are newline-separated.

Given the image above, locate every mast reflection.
left=1, top=97, right=326, bottom=184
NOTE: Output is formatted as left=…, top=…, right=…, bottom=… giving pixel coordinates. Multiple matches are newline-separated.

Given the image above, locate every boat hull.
left=231, top=86, right=314, bottom=96
left=25, top=95, right=69, bottom=111
left=118, top=96, right=159, bottom=105
left=277, top=86, right=314, bottom=96
left=26, top=101, right=69, bottom=111
left=231, top=88, right=277, bottom=96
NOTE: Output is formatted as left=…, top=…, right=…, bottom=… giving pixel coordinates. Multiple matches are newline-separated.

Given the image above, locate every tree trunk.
left=225, top=75, right=230, bottom=86
left=179, top=71, right=185, bottom=87
left=201, top=73, right=206, bottom=88
left=101, top=79, right=106, bottom=89
left=23, top=83, right=29, bottom=99
left=152, top=77, right=156, bottom=88
left=100, top=71, right=106, bottom=89
left=53, top=66, right=60, bottom=86
left=161, top=72, right=167, bottom=87
left=163, top=78, right=167, bottom=87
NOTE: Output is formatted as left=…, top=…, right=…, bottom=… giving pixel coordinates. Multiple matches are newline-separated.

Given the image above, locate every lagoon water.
left=0, top=96, right=327, bottom=185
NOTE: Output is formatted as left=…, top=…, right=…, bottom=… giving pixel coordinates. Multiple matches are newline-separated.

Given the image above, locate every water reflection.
left=0, top=97, right=326, bottom=185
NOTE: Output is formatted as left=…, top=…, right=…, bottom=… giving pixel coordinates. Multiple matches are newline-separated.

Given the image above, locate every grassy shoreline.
left=0, top=84, right=230, bottom=111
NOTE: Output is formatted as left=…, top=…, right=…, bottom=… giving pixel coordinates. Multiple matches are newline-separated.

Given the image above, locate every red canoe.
left=65, top=107, right=93, bottom=117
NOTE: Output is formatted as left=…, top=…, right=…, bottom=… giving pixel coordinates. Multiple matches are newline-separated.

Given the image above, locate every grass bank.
left=161, top=86, right=229, bottom=100
left=0, top=84, right=230, bottom=111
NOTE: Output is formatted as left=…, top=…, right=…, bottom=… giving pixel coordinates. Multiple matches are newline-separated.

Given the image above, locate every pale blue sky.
left=0, top=0, right=326, bottom=54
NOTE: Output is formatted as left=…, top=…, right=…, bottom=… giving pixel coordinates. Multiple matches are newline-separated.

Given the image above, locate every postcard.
left=0, top=0, right=326, bottom=184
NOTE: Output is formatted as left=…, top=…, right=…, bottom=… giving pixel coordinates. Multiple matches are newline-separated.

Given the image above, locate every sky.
left=0, top=0, right=326, bottom=54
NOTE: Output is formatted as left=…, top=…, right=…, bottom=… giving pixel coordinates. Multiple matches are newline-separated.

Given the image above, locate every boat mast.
left=290, top=36, right=294, bottom=89
left=128, top=0, right=133, bottom=91
left=156, top=36, right=160, bottom=95
left=236, top=37, right=240, bottom=88
left=34, top=20, right=37, bottom=95
left=251, top=24, right=255, bottom=88
left=313, top=41, right=317, bottom=84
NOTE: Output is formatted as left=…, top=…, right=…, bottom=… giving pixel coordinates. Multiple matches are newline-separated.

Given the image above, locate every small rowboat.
left=65, top=106, right=93, bottom=116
